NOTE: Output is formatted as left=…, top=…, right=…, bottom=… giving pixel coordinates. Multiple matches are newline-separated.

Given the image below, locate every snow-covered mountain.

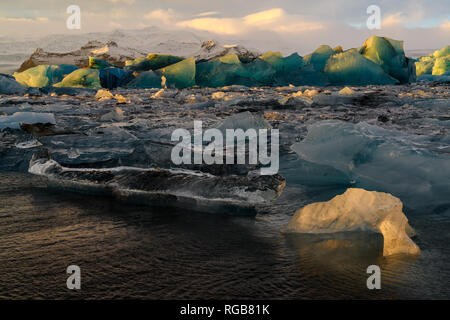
left=2, top=27, right=261, bottom=73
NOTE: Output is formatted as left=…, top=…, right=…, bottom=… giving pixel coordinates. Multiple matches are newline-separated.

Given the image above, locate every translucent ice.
left=303, top=45, right=335, bottom=71
left=360, top=36, right=416, bottom=83
left=88, top=57, right=114, bottom=69
left=324, top=49, right=398, bottom=85
left=0, top=112, right=56, bottom=129
left=13, top=64, right=79, bottom=88
left=291, top=120, right=450, bottom=211
left=53, top=68, right=102, bottom=88
left=125, top=53, right=184, bottom=72
left=281, top=188, right=420, bottom=256
left=125, top=70, right=162, bottom=89
left=156, top=57, right=196, bottom=88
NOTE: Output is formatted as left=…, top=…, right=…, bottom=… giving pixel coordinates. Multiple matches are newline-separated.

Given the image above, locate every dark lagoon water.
left=0, top=171, right=449, bottom=299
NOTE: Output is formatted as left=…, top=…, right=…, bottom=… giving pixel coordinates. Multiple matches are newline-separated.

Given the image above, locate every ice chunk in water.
left=0, top=74, right=26, bottom=94
left=291, top=120, right=450, bottom=211
left=0, top=112, right=56, bottom=129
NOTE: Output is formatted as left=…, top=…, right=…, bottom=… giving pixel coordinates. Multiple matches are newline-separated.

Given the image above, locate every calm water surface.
left=0, top=172, right=449, bottom=299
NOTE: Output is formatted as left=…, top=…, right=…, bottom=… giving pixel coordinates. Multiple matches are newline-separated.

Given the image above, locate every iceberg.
left=125, top=53, right=184, bottom=72
left=125, top=70, right=162, bottom=89
left=415, top=45, right=450, bottom=76
left=196, top=54, right=248, bottom=87
left=303, top=45, right=335, bottom=71
left=417, top=71, right=450, bottom=82
left=53, top=68, right=102, bottom=88
left=324, top=49, right=398, bottom=85
left=281, top=188, right=420, bottom=256
left=275, top=64, right=330, bottom=86
left=196, top=54, right=276, bottom=87
left=0, top=112, right=56, bottom=129
left=89, top=56, right=115, bottom=69
left=260, top=51, right=305, bottom=72
left=99, top=67, right=127, bottom=89
left=360, top=36, right=416, bottom=83
left=415, top=55, right=435, bottom=76
left=13, top=64, right=79, bottom=88
left=156, top=57, right=196, bottom=88
left=432, top=56, right=450, bottom=76
left=291, top=120, right=450, bottom=211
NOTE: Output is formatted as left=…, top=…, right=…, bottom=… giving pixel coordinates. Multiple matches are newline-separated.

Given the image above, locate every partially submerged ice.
left=281, top=188, right=420, bottom=256
left=291, top=120, right=450, bottom=211
left=28, top=149, right=286, bottom=215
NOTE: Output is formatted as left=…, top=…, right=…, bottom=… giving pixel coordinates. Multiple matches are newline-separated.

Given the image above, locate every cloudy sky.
left=0, top=0, right=448, bottom=53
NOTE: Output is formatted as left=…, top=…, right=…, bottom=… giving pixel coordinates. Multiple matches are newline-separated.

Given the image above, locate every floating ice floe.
left=0, top=74, right=26, bottom=95
left=281, top=188, right=420, bottom=256
left=291, top=120, right=450, bottom=211
left=0, top=112, right=56, bottom=129
left=28, top=149, right=286, bottom=215
left=15, top=139, right=43, bottom=149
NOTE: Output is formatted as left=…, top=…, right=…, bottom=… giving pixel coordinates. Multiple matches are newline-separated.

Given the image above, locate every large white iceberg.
left=281, top=188, right=420, bottom=256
